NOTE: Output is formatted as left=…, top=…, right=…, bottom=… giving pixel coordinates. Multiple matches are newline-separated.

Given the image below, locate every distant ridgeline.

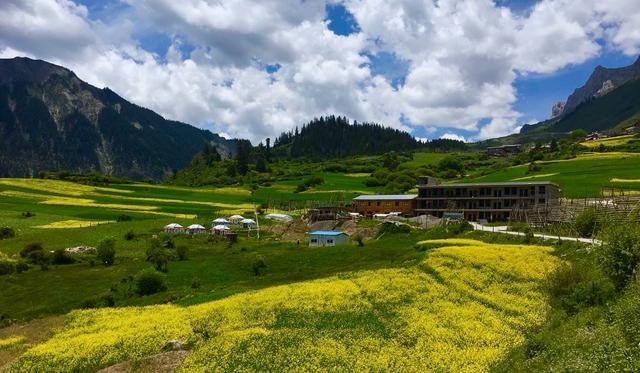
left=272, top=116, right=466, bottom=159
left=479, top=56, right=640, bottom=148
left=0, top=57, right=236, bottom=180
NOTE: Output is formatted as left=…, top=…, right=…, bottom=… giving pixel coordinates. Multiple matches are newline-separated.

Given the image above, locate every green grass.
left=464, top=152, right=640, bottom=197
left=580, top=134, right=637, bottom=148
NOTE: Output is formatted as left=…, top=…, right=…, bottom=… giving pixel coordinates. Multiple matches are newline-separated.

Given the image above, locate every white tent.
left=228, top=215, right=245, bottom=223
left=265, top=213, right=293, bottom=222
left=163, top=223, right=184, bottom=233
left=213, top=218, right=230, bottom=224
left=240, top=218, right=257, bottom=229
left=212, top=224, right=231, bottom=235
left=187, top=224, right=206, bottom=234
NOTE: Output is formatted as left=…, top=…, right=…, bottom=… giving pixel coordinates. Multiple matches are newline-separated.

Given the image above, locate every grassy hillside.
left=6, top=239, right=559, bottom=372
left=464, top=152, right=640, bottom=197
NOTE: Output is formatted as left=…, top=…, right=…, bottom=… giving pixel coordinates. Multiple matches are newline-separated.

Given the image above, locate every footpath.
left=470, top=222, right=602, bottom=246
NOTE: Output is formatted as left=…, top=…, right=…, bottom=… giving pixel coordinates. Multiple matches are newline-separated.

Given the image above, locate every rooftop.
left=418, top=181, right=558, bottom=188
left=353, top=194, right=418, bottom=201
left=309, top=230, right=347, bottom=236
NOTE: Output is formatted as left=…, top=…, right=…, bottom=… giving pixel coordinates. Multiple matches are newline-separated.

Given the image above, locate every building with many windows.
left=415, top=177, right=561, bottom=222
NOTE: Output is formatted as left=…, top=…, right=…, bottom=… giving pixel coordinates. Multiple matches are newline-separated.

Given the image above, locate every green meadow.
left=465, top=152, right=640, bottom=197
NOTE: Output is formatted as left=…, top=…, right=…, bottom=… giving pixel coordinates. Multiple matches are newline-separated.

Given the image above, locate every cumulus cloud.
left=440, top=133, right=467, bottom=142
left=1, top=0, right=639, bottom=142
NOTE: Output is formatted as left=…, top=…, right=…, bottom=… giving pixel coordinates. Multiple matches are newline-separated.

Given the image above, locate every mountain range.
left=482, top=56, right=640, bottom=147
left=0, top=57, right=236, bottom=180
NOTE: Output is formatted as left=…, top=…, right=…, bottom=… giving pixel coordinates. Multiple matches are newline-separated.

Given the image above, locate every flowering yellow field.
left=34, top=220, right=116, bottom=229
left=0, top=336, right=26, bottom=350
left=7, top=239, right=559, bottom=372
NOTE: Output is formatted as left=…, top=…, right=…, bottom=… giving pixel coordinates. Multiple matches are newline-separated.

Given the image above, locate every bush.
left=96, top=238, right=116, bottom=266
left=124, top=230, right=136, bottom=241
left=176, top=246, right=188, bottom=261
left=598, top=224, right=640, bottom=289
left=447, top=220, right=473, bottom=235
left=378, top=222, right=411, bottom=235
left=116, top=214, right=132, bottom=222
left=190, top=278, right=201, bottom=289
left=21, top=211, right=35, bottom=218
left=0, top=260, right=14, bottom=276
left=527, top=161, right=542, bottom=174
left=20, top=243, right=50, bottom=268
left=352, top=234, right=364, bottom=247
left=51, top=249, right=75, bottom=265
left=146, top=239, right=169, bottom=272
left=135, top=268, right=167, bottom=295
left=251, top=256, right=267, bottom=276
left=574, top=208, right=599, bottom=237
left=546, top=262, right=615, bottom=314
left=0, top=227, right=15, bottom=239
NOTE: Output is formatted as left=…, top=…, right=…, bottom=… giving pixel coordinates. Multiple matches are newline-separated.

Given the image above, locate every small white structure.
left=163, top=223, right=184, bottom=233
left=229, top=215, right=245, bottom=224
left=212, top=218, right=230, bottom=224
left=187, top=224, right=206, bottom=234
left=309, top=231, right=349, bottom=247
left=212, top=224, right=231, bottom=235
left=265, top=213, right=293, bottom=222
left=373, top=213, right=389, bottom=220
left=240, top=218, right=257, bottom=229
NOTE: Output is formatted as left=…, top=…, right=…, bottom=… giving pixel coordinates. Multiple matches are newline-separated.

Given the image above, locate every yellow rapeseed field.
left=35, top=220, right=116, bottom=229
left=0, top=336, right=26, bottom=350
left=7, top=239, right=559, bottom=372
left=0, top=179, right=132, bottom=196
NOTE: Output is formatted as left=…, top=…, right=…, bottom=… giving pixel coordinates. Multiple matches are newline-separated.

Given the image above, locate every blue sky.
left=1, top=0, right=639, bottom=143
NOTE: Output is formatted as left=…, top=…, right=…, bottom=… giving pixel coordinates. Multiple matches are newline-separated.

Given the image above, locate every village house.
left=486, top=144, right=522, bottom=157
left=352, top=194, right=417, bottom=217
left=309, top=231, right=349, bottom=247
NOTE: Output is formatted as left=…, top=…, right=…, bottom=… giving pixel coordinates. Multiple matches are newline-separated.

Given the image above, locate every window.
left=327, top=239, right=334, bottom=244
left=395, top=201, right=400, bottom=206
left=368, top=202, right=371, bottom=206
left=539, top=186, right=546, bottom=194
left=377, top=202, right=381, bottom=206
left=538, top=198, right=545, bottom=204
left=311, top=239, right=317, bottom=243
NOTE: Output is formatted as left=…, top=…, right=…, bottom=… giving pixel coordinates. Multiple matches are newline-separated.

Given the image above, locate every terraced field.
left=5, top=239, right=559, bottom=372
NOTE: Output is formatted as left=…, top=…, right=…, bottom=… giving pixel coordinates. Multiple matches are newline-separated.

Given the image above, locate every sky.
left=1, top=0, right=639, bottom=144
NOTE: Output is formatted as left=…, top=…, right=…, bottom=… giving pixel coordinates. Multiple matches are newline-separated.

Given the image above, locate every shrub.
left=124, top=230, right=136, bottom=241
left=0, top=260, right=14, bottom=276
left=20, top=243, right=50, bottom=268
left=176, top=246, right=189, bottom=261
left=96, top=238, right=116, bottom=266
left=135, top=268, right=167, bottom=295
left=598, top=224, right=640, bottom=289
left=0, top=227, right=15, bottom=239
left=15, top=261, right=29, bottom=273
left=251, top=256, right=267, bottom=276
left=574, top=208, right=599, bottom=237
left=21, top=211, right=35, bottom=218
left=352, top=234, right=364, bottom=247
left=447, top=220, right=473, bottom=235
left=146, top=239, right=169, bottom=272
left=546, top=262, right=615, bottom=314
left=191, top=278, right=201, bottom=289
left=378, top=222, right=411, bottom=235
left=116, top=214, right=132, bottom=222
left=527, top=161, right=542, bottom=174
left=52, top=249, right=75, bottom=265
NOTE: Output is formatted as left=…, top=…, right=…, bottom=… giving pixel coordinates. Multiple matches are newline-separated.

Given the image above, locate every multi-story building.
left=415, top=177, right=561, bottom=222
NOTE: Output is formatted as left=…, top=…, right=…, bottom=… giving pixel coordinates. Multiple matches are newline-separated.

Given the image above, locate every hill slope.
left=0, top=57, right=235, bottom=180
left=7, top=239, right=558, bottom=372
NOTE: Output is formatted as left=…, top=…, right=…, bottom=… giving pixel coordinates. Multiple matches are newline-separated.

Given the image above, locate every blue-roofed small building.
left=352, top=194, right=418, bottom=217
left=309, top=230, right=349, bottom=247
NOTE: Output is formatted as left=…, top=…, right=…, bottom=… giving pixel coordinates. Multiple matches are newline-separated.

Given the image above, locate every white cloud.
left=1, top=0, right=639, bottom=143
left=440, top=132, right=467, bottom=142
